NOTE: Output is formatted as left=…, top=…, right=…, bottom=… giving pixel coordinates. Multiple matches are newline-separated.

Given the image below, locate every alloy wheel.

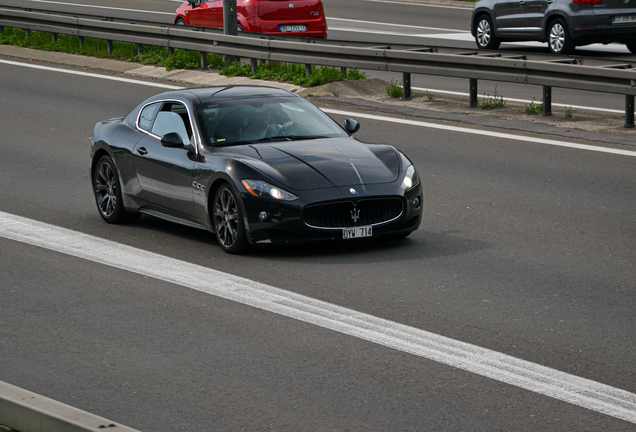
left=95, top=160, right=118, bottom=218
left=214, top=187, right=240, bottom=249
left=477, top=19, right=491, bottom=48
left=549, top=23, right=565, bottom=53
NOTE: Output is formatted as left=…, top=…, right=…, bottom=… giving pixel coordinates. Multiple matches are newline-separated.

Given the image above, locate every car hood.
left=227, top=138, right=401, bottom=191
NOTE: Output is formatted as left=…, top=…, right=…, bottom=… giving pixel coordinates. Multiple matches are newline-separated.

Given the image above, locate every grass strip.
left=0, top=28, right=366, bottom=87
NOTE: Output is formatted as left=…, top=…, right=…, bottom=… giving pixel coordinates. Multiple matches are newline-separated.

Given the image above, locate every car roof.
left=149, top=86, right=297, bottom=105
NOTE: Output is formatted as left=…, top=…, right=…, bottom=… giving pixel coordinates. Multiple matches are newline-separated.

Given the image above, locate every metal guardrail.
left=0, top=380, right=140, bottom=432
left=1, top=5, right=636, bottom=127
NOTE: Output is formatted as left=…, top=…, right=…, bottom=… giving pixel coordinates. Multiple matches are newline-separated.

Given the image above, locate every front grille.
left=303, top=198, right=404, bottom=229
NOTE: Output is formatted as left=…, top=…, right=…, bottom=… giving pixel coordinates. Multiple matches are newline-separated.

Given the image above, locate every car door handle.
left=137, top=147, right=148, bottom=155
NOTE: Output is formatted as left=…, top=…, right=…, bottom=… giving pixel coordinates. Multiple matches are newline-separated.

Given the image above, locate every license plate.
left=279, top=24, right=307, bottom=33
left=612, top=15, right=636, bottom=24
left=342, top=226, right=373, bottom=240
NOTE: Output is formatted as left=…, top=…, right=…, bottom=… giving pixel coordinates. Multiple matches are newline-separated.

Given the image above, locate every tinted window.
left=196, top=96, right=348, bottom=146
left=150, top=102, right=192, bottom=145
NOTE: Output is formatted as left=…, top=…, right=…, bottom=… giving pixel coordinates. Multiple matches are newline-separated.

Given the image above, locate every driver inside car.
left=238, top=108, right=293, bottom=142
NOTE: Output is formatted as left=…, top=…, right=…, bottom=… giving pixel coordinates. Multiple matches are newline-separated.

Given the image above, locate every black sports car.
left=91, top=86, right=422, bottom=253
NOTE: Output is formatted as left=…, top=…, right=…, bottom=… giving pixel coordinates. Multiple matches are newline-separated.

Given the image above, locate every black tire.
left=175, top=18, right=187, bottom=26
left=93, top=155, right=140, bottom=224
left=475, top=15, right=500, bottom=50
left=626, top=41, right=636, bottom=54
left=548, top=19, right=574, bottom=55
left=212, top=184, right=249, bottom=254
left=238, top=24, right=244, bottom=32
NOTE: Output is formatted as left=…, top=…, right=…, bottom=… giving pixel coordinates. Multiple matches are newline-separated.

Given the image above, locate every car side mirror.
left=188, top=0, right=197, bottom=7
left=161, top=132, right=184, bottom=148
left=344, top=119, right=360, bottom=135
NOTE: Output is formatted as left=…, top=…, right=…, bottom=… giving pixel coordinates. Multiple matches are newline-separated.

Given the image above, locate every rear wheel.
left=548, top=19, right=574, bottom=54
left=475, top=15, right=500, bottom=50
left=213, top=184, right=249, bottom=254
left=627, top=41, right=636, bottom=54
left=93, top=155, right=139, bottom=224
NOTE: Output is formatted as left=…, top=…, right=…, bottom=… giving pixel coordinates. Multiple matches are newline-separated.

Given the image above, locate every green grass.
left=221, top=61, right=366, bottom=87
left=479, top=85, right=507, bottom=109
left=0, top=28, right=366, bottom=86
left=386, top=79, right=404, bottom=98
left=524, top=97, right=543, bottom=115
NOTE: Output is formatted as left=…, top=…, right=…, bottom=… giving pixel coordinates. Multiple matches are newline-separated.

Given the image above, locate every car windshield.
left=195, top=96, right=348, bottom=147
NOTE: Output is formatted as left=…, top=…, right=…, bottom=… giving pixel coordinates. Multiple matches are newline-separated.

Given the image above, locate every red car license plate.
left=279, top=25, right=307, bottom=33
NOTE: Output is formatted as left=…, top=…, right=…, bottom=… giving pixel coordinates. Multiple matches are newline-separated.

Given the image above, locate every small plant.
left=564, top=107, right=574, bottom=119
left=426, top=90, right=435, bottom=102
left=304, top=93, right=315, bottom=98
left=479, top=85, right=506, bottom=109
left=524, top=97, right=543, bottom=115
left=386, top=79, right=403, bottom=98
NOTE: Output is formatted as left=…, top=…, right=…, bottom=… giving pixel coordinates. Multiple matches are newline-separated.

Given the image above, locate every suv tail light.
left=572, top=0, right=603, bottom=4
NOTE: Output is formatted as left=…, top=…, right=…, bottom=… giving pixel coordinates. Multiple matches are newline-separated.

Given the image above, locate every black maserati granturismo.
left=91, top=86, right=422, bottom=253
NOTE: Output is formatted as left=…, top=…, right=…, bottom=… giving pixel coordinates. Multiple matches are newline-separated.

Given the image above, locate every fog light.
left=259, top=211, right=269, bottom=221
left=412, top=197, right=421, bottom=210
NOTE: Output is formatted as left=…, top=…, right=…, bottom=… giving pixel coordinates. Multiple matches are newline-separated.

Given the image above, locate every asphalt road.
left=1, top=58, right=635, bottom=431
left=8, top=0, right=636, bottom=112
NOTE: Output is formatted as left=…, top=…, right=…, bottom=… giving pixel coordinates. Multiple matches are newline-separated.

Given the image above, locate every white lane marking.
left=0, top=59, right=183, bottom=89
left=353, top=0, right=472, bottom=10
left=0, top=211, right=635, bottom=423
left=322, top=108, right=636, bottom=157
left=20, top=0, right=174, bottom=15
left=327, top=17, right=469, bottom=33
left=1, top=59, right=631, bottom=155
left=411, top=87, right=624, bottom=114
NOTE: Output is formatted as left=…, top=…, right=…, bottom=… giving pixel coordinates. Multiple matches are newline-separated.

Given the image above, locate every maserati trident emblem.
left=351, top=207, right=360, bottom=223
left=350, top=188, right=357, bottom=194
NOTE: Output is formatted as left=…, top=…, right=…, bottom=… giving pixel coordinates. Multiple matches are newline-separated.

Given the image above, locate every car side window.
left=138, top=102, right=161, bottom=132
left=151, top=102, right=192, bottom=145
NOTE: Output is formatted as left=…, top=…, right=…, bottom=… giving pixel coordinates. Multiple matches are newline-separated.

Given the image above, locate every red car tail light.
left=572, top=0, right=603, bottom=4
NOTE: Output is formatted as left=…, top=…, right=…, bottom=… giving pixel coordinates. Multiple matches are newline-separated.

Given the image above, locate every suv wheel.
left=475, top=16, right=500, bottom=50
left=548, top=19, right=574, bottom=55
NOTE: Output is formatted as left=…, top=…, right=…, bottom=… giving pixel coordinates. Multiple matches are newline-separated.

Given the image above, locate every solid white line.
left=21, top=0, right=174, bottom=15
left=327, top=17, right=469, bottom=33
left=358, top=0, right=471, bottom=10
left=321, top=108, right=636, bottom=157
left=0, top=59, right=183, bottom=90
left=0, top=211, right=635, bottom=424
left=411, top=87, right=624, bottom=114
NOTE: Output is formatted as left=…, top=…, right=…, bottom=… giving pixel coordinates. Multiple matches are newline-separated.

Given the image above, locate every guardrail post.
left=403, top=72, right=412, bottom=101
left=137, top=44, right=143, bottom=57
left=25, top=29, right=31, bottom=37
left=107, top=40, right=113, bottom=55
left=200, top=52, right=207, bottom=69
left=169, top=47, right=174, bottom=56
left=51, top=33, right=57, bottom=42
left=251, top=58, right=258, bottom=75
left=542, top=86, right=552, bottom=116
left=469, top=78, right=478, bottom=108
left=79, top=36, right=84, bottom=50
left=341, top=67, right=347, bottom=78
left=0, top=26, right=4, bottom=34
left=625, top=95, right=635, bottom=128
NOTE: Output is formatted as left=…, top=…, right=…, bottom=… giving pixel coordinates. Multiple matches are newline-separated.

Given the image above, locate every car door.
left=132, top=101, right=197, bottom=218
left=188, top=0, right=217, bottom=27
left=523, top=0, right=552, bottom=37
left=493, top=0, right=529, bottom=37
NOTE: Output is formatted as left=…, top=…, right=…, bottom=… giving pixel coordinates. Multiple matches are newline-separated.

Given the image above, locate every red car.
left=175, top=0, right=328, bottom=39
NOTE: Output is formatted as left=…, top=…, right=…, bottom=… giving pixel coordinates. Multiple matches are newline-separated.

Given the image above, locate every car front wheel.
left=93, top=155, right=139, bottom=224
left=475, top=16, right=500, bottom=50
left=213, top=184, right=249, bottom=254
left=548, top=19, right=574, bottom=54
left=175, top=18, right=186, bottom=26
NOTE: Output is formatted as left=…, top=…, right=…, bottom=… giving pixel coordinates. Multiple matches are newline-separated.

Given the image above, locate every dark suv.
left=471, top=0, right=636, bottom=54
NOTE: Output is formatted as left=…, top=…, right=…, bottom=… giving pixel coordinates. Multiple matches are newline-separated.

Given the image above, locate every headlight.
left=401, top=165, right=419, bottom=190
left=242, top=180, right=298, bottom=201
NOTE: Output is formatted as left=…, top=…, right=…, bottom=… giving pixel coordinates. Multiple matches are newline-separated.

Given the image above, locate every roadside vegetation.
left=479, top=86, right=507, bottom=109
left=0, top=28, right=366, bottom=87
left=386, top=79, right=404, bottom=98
